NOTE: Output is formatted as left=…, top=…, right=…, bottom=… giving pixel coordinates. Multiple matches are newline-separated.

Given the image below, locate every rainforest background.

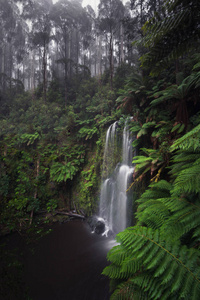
left=1, top=0, right=200, bottom=299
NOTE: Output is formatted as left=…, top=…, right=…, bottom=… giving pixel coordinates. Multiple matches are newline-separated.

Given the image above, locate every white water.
left=99, top=120, right=134, bottom=235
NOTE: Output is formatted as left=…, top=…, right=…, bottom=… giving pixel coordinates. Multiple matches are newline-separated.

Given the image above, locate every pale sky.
left=52, top=0, right=127, bottom=12
left=52, top=0, right=98, bottom=8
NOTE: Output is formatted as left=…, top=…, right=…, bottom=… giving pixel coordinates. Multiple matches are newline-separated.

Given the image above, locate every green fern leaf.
left=105, top=226, right=200, bottom=300
left=173, top=164, right=200, bottom=194
left=171, top=124, right=200, bottom=152
left=110, top=280, right=145, bottom=300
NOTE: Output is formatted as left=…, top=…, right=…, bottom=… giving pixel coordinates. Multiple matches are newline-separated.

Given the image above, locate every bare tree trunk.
left=64, top=32, right=68, bottom=107
left=120, top=22, right=124, bottom=65
left=1, top=44, right=5, bottom=91
left=89, top=48, right=92, bottom=74
left=9, top=44, right=13, bottom=90
left=98, top=36, right=102, bottom=76
left=94, top=50, right=97, bottom=76
left=38, top=48, right=42, bottom=84
left=31, top=50, right=35, bottom=90
left=94, top=37, right=98, bottom=76
left=69, top=30, right=72, bottom=78
left=140, top=0, right=144, bottom=28
left=64, top=46, right=68, bottom=106
left=27, top=62, right=31, bottom=91
left=22, top=57, right=25, bottom=88
left=56, top=41, right=59, bottom=77
left=105, top=35, right=108, bottom=70
left=76, top=29, right=79, bottom=67
left=33, top=49, right=36, bottom=90
left=109, top=33, right=113, bottom=90
left=43, top=42, right=47, bottom=102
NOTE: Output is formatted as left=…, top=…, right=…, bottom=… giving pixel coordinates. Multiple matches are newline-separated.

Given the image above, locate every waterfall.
left=99, top=120, right=134, bottom=235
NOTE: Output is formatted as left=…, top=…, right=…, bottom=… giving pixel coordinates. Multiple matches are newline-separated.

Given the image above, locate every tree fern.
left=149, top=73, right=199, bottom=127
left=104, top=94, right=200, bottom=299
left=137, top=184, right=200, bottom=245
left=50, top=161, right=80, bottom=182
left=103, top=226, right=200, bottom=299
left=173, top=163, right=200, bottom=194
left=160, top=195, right=200, bottom=243
left=137, top=0, right=200, bottom=74
left=168, top=125, right=200, bottom=196
left=110, top=280, right=147, bottom=300
left=170, top=123, right=200, bottom=151
left=135, top=180, right=172, bottom=229
left=132, top=148, right=167, bottom=182
left=134, top=178, right=200, bottom=243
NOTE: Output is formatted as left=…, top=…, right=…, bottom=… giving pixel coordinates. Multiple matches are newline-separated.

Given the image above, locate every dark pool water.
left=0, top=220, right=111, bottom=300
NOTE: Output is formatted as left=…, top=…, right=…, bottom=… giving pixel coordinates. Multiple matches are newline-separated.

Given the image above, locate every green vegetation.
left=0, top=76, right=121, bottom=231
left=103, top=0, right=200, bottom=299
left=1, top=0, right=200, bottom=298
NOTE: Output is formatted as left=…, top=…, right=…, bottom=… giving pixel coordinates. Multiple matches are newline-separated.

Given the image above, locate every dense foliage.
left=103, top=0, right=200, bottom=299
left=0, top=74, right=124, bottom=231
left=1, top=0, right=200, bottom=299
left=0, top=0, right=139, bottom=232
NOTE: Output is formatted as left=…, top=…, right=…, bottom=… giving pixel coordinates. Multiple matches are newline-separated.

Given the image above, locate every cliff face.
left=71, top=137, right=104, bottom=217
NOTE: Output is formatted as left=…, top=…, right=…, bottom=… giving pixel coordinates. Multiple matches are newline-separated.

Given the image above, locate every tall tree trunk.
left=64, top=32, right=68, bottom=107
left=28, top=56, right=31, bottom=90
left=120, top=22, right=124, bottom=65
left=98, top=36, right=102, bottom=76
left=94, top=37, right=98, bottom=76
left=31, top=50, right=35, bottom=90
left=76, top=29, right=79, bottom=67
left=9, top=43, right=13, bottom=90
left=105, top=35, right=108, bottom=70
left=33, top=50, right=36, bottom=90
left=43, top=43, right=47, bottom=102
left=69, top=30, right=72, bottom=78
left=140, top=0, right=143, bottom=28
left=1, top=44, right=5, bottom=91
left=38, top=48, right=42, bottom=84
left=109, top=33, right=113, bottom=90
left=94, top=46, right=97, bottom=76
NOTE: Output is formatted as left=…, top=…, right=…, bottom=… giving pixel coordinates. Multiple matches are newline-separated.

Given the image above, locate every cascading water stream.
left=99, top=120, right=134, bottom=235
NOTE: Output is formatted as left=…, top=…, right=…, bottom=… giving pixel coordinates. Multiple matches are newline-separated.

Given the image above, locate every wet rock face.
left=94, top=220, right=105, bottom=234
left=87, top=216, right=105, bottom=234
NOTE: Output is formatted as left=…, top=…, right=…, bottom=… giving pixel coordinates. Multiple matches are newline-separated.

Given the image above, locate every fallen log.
left=54, top=211, right=85, bottom=220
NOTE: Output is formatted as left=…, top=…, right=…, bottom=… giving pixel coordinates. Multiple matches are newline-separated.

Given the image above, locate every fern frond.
left=137, top=201, right=170, bottom=229
left=134, top=176, right=200, bottom=242
left=110, top=226, right=200, bottom=299
left=103, top=264, right=127, bottom=280
left=121, top=256, right=142, bottom=278
left=104, top=244, right=141, bottom=280
left=137, top=180, right=172, bottom=204
left=160, top=197, right=200, bottom=242
left=170, top=151, right=200, bottom=183
left=110, top=279, right=147, bottom=300
left=173, top=164, right=200, bottom=194
left=170, top=124, right=200, bottom=152
left=107, top=245, right=129, bottom=266
left=132, top=155, right=152, bottom=163
left=105, top=122, right=200, bottom=299
left=193, top=227, right=200, bottom=242
left=138, top=0, right=200, bottom=73
left=135, top=180, right=172, bottom=229
left=172, top=152, right=200, bottom=163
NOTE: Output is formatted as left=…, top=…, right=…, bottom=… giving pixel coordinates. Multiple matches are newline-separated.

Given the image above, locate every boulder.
left=87, top=216, right=106, bottom=234
left=94, top=220, right=105, bottom=234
